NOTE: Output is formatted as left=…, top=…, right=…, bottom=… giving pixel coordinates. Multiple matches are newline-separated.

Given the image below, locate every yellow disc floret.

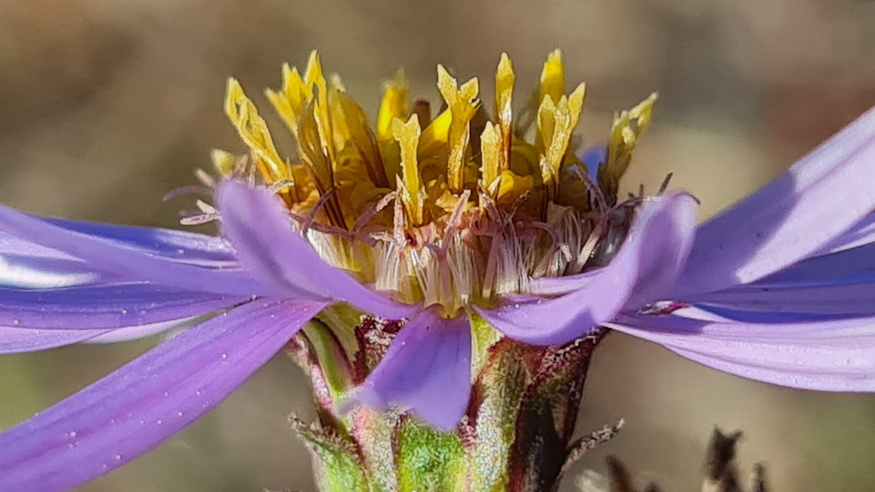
left=219, top=50, right=656, bottom=316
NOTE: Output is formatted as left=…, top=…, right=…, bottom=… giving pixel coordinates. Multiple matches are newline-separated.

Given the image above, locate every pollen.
left=219, top=51, right=656, bottom=316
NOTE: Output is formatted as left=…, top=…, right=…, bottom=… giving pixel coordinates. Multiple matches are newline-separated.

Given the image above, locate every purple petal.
left=0, top=254, right=100, bottom=289
left=689, top=274, right=875, bottom=316
left=676, top=107, right=875, bottom=297
left=669, top=345, right=875, bottom=392
left=608, top=313, right=875, bottom=391
left=759, top=243, right=875, bottom=285
left=690, top=305, right=845, bottom=324
left=0, top=283, right=242, bottom=329
left=43, top=217, right=237, bottom=266
left=820, top=212, right=875, bottom=253
left=478, top=192, right=698, bottom=346
left=0, top=298, right=325, bottom=491
left=0, top=232, right=101, bottom=288
left=0, top=231, right=78, bottom=259
left=348, top=308, right=471, bottom=430
left=216, top=179, right=417, bottom=320
left=579, top=144, right=607, bottom=181
left=82, top=319, right=195, bottom=344
left=0, top=204, right=265, bottom=296
left=1, top=217, right=235, bottom=268
left=623, top=194, right=699, bottom=308
left=528, top=268, right=599, bottom=296
left=0, top=318, right=195, bottom=354
left=0, top=327, right=110, bottom=354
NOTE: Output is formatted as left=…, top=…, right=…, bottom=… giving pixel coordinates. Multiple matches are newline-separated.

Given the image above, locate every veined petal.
left=528, top=268, right=599, bottom=296
left=820, top=212, right=875, bottom=253
left=0, top=318, right=197, bottom=354
left=0, top=231, right=79, bottom=259
left=216, top=179, right=417, bottom=320
left=0, top=232, right=101, bottom=288
left=475, top=291, right=616, bottom=347
left=0, top=327, right=110, bottom=354
left=0, top=283, right=243, bottom=329
left=676, top=107, right=875, bottom=297
left=0, top=204, right=264, bottom=296
left=348, top=308, right=471, bottom=431
left=622, top=194, right=698, bottom=309
left=689, top=274, right=875, bottom=316
left=2, top=217, right=236, bottom=268
left=670, top=345, right=875, bottom=392
left=690, top=305, right=844, bottom=323
left=759, top=243, right=875, bottom=285
left=82, top=318, right=197, bottom=344
left=0, top=298, right=326, bottom=491
left=0, top=253, right=100, bottom=289
left=43, top=218, right=237, bottom=266
left=479, top=192, right=697, bottom=346
left=608, top=313, right=875, bottom=391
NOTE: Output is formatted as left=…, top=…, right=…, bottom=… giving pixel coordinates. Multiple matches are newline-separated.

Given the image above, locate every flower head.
left=0, top=50, right=873, bottom=490
left=219, top=50, right=635, bottom=316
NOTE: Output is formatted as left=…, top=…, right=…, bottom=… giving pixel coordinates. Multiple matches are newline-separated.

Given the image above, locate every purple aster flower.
left=0, top=50, right=874, bottom=490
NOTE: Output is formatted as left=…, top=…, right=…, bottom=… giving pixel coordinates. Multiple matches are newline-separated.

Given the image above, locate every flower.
left=0, top=50, right=873, bottom=490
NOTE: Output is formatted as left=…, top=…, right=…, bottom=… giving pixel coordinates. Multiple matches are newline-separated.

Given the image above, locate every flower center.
left=217, top=50, right=655, bottom=315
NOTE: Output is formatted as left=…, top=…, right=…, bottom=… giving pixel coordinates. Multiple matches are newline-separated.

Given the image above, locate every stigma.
left=217, top=50, right=656, bottom=316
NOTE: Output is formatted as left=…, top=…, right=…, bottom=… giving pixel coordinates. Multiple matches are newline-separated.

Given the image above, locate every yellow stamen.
left=539, top=48, right=566, bottom=109
left=210, top=149, right=236, bottom=177
left=495, top=170, right=534, bottom=206
left=327, top=81, right=351, bottom=148
left=376, top=69, right=409, bottom=183
left=599, top=92, right=658, bottom=204
left=495, top=53, right=514, bottom=174
left=297, top=101, right=335, bottom=196
left=436, top=65, right=480, bottom=193
left=224, top=78, right=286, bottom=183
left=480, top=122, right=501, bottom=195
left=629, top=91, right=656, bottom=132
left=330, top=73, right=346, bottom=92
left=418, top=107, right=451, bottom=156
left=333, top=88, right=388, bottom=187
left=537, top=83, right=586, bottom=190
left=304, top=51, right=337, bottom=167
left=264, top=63, right=308, bottom=136
left=393, top=115, right=425, bottom=225
left=377, top=69, right=410, bottom=142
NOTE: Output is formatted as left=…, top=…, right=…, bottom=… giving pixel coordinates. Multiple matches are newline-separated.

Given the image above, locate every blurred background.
left=1, top=0, right=874, bottom=490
